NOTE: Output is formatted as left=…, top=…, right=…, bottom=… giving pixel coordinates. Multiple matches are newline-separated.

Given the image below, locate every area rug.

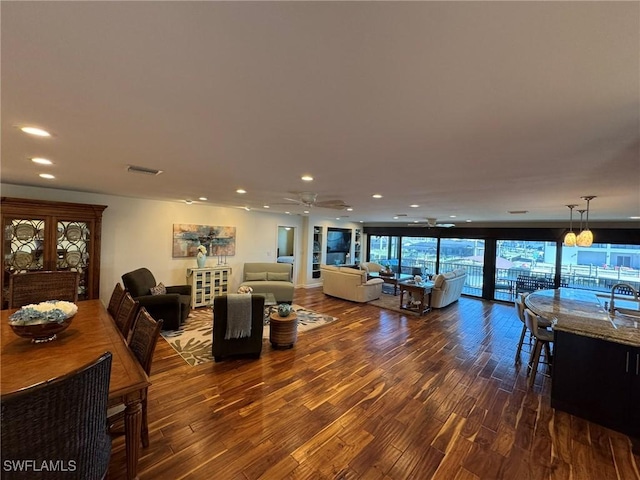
left=161, top=305, right=338, bottom=366
left=369, top=293, right=422, bottom=317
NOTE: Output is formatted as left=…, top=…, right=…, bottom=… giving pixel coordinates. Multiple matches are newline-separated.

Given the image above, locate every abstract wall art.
left=172, top=224, right=236, bottom=257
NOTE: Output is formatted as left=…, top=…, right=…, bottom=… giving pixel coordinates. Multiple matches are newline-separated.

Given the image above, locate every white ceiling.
left=2, top=1, right=639, bottom=226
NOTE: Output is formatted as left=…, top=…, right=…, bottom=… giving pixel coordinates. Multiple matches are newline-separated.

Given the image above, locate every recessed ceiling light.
left=466, top=219, right=472, bottom=223
left=301, top=175, right=313, bottom=182
left=263, top=205, right=270, bottom=209
left=303, top=210, right=310, bottom=214
left=285, top=211, right=291, bottom=215
left=359, top=220, right=364, bottom=223
left=21, top=127, right=51, bottom=137
left=236, top=189, right=246, bottom=194
left=393, top=216, right=399, bottom=220
left=39, top=173, right=55, bottom=179
left=450, top=215, right=457, bottom=218
left=198, top=197, right=207, bottom=201
left=346, top=208, right=353, bottom=212
left=630, top=216, right=640, bottom=219
left=372, top=194, right=383, bottom=199
left=336, top=217, right=341, bottom=220
left=410, top=204, right=419, bottom=208
left=31, top=157, right=52, bottom=165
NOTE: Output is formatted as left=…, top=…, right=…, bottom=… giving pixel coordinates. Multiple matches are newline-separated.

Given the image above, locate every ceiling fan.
left=408, top=218, right=455, bottom=228
left=276, top=192, right=350, bottom=210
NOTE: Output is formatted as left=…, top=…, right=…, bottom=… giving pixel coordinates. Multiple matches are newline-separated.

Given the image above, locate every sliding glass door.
left=438, top=238, right=485, bottom=297
left=494, top=240, right=552, bottom=301
left=368, top=235, right=400, bottom=272
left=400, top=237, right=437, bottom=277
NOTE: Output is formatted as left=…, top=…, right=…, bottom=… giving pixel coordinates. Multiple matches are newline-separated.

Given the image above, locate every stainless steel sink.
left=595, top=294, right=640, bottom=320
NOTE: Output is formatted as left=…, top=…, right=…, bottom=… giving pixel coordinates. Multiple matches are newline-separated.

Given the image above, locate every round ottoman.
left=269, top=311, right=298, bottom=349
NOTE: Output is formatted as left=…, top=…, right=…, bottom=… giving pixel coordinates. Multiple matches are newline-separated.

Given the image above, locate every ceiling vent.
left=127, top=165, right=163, bottom=176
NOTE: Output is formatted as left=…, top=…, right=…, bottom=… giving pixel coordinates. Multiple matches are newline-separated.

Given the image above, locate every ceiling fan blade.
left=282, top=197, right=303, bottom=204
left=315, top=200, right=349, bottom=210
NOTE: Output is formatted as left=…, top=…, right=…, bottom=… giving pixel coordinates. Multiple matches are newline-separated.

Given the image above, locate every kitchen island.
left=525, top=288, right=640, bottom=453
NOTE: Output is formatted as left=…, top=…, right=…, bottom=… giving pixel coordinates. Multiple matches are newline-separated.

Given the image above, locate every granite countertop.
left=525, top=288, right=640, bottom=347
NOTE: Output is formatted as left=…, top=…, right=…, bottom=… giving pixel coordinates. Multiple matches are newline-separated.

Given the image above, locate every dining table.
left=1, top=299, right=149, bottom=480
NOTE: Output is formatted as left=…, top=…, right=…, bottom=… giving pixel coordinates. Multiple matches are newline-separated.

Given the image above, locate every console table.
left=398, top=280, right=435, bottom=316
left=186, top=266, right=231, bottom=307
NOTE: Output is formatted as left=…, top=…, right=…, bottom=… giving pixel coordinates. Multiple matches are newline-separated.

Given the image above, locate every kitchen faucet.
left=609, top=283, right=640, bottom=314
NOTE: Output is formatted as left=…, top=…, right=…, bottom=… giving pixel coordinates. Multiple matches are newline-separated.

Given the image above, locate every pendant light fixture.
left=576, top=196, right=596, bottom=247
left=563, top=204, right=578, bottom=247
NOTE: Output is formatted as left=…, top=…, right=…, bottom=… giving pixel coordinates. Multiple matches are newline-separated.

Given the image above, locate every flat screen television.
left=326, top=228, right=352, bottom=265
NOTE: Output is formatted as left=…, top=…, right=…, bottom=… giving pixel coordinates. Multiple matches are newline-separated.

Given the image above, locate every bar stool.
left=514, top=293, right=552, bottom=364
left=514, top=293, right=530, bottom=363
left=523, top=308, right=554, bottom=387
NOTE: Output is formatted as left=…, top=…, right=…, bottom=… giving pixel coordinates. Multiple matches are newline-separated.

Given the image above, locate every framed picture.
left=172, top=224, right=236, bottom=257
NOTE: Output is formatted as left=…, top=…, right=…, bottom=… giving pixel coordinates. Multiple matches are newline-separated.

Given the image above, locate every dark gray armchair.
left=122, top=268, right=191, bottom=330
left=212, top=294, right=265, bottom=362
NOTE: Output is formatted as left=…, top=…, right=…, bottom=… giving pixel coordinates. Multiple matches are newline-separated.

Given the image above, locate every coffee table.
left=398, top=280, right=435, bottom=315
left=259, top=293, right=277, bottom=307
left=368, top=272, right=412, bottom=295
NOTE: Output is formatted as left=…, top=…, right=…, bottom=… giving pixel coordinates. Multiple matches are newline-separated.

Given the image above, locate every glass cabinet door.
left=3, top=218, right=47, bottom=273
left=57, top=221, right=91, bottom=298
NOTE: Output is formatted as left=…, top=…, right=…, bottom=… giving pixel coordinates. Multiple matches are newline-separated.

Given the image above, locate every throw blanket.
left=225, top=294, right=252, bottom=339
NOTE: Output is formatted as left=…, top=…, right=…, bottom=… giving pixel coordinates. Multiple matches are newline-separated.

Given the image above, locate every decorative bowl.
left=9, top=318, right=73, bottom=343
left=277, top=303, right=292, bottom=317
left=8, top=301, right=77, bottom=343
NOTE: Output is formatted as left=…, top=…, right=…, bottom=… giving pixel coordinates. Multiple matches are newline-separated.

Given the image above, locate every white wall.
left=1, top=184, right=304, bottom=304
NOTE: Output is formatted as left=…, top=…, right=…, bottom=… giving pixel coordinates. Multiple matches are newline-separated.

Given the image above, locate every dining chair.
left=107, top=282, right=126, bottom=318
left=115, top=292, right=140, bottom=342
left=1, top=352, right=113, bottom=480
left=523, top=308, right=554, bottom=388
left=108, top=307, right=163, bottom=448
left=8, top=270, right=79, bottom=309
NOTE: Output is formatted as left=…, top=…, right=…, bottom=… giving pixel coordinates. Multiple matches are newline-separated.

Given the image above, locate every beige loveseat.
left=239, top=262, right=294, bottom=303
left=320, top=265, right=384, bottom=303
left=431, top=268, right=467, bottom=308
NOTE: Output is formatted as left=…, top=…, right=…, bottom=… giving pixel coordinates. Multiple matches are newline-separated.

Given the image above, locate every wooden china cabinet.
left=1, top=197, right=107, bottom=309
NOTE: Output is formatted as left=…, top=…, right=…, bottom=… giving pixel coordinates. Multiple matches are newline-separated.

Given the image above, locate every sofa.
left=320, top=265, right=384, bottom=303
left=430, top=268, right=467, bottom=308
left=239, top=262, right=294, bottom=303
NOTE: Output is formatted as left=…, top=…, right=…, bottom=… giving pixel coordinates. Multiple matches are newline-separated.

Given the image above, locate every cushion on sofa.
left=433, top=274, right=445, bottom=288
left=339, top=267, right=363, bottom=275
left=245, top=272, right=267, bottom=281
left=267, top=272, right=290, bottom=281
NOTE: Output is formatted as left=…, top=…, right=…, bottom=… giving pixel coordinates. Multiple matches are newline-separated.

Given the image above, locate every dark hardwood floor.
left=108, top=288, right=640, bottom=479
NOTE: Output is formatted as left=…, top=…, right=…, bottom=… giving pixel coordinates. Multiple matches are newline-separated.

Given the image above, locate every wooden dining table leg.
left=124, top=394, right=143, bottom=480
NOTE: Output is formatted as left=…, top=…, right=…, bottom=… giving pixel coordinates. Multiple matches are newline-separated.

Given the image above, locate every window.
left=561, top=242, right=640, bottom=293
